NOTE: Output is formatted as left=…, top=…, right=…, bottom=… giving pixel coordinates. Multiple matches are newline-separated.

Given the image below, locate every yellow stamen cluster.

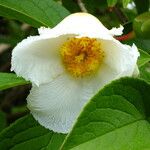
left=60, top=37, right=104, bottom=77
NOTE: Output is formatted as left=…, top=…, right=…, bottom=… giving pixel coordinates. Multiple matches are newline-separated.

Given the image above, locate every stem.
left=112, top=6, right=128, bottom=24
left=77, top=0, right=88, bottom=12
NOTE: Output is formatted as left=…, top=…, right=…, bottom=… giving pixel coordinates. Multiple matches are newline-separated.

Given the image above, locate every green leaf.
left=133, top=12, right=150, bottom=39
left=107, top=0, right=132, bottom=8
left=123, top=0, right=131, bottom=8
left=61, top=77, right=150, bottom=150
left=0, top=112, right=6, bottom=132
left=138, top=49, right=150, bottom=68
left=0, top=73, right=29, bottom=90
left=83, top=0, right=107, bottom=14
left=62, top=0, right=80, bottom=13
left=0, top=0, right=70, bottom=27
left=139, top=63, right=150, bottom=83
left=107, top=0, right=117, bottom=7
left=0, top=115, right=66, bottom=150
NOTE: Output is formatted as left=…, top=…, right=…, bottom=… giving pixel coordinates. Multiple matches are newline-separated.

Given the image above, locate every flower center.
left=60, top=37, right=104, bottom=77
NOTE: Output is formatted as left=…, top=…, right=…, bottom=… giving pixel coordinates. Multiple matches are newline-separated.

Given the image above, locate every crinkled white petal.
left=26, top=38, right=139, bottom=133
left=11, top=34, right=75, bottom=85
left=109, top=25, right=124, bottom=36
left=100, top=39, right=139, bottom=77
left=12, top=13, right=124, bottom=86
left=39, top=13, right=113, bottom=40
left=38, top=27, right=51, bottom=35
left=27, top=74, right=90, bottom=133
left=82, top=64, right=119, bottom=99
left=132, top=65, right=139, bottom=77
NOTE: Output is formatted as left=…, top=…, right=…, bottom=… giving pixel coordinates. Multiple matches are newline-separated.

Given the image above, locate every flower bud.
left=133, top=12, right=150, bottom=39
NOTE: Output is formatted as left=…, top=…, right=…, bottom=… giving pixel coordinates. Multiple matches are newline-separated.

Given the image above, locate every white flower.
left=11, top=13, right=139, bottom=133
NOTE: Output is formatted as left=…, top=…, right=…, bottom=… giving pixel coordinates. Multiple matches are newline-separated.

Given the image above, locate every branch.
left=77, top=0, right=88, bottom=12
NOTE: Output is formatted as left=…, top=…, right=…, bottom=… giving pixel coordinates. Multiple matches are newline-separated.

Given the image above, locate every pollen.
left=60, top=37, right=104, bottom=77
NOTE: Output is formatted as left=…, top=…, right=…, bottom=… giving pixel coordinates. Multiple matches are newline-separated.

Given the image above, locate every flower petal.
left=132, top=65, right=139, bottom=77
left=38, top=27, right=51, bottom=35
left=109, top=25, right=124, bottom=36
left=82, top=63, right=118, bottom=96
left=100, top=39, right=139, bottom=77
left=81, top=41, right=139, bottom=93
left=81, top=41, right=139, bottom=95
left=27, top=74, right=89, bottom=133
left=44, top=13, right=113, bottom=39
left=82, top=64, right=138, bottom=103
left=11, top=34, right=75, bottom=85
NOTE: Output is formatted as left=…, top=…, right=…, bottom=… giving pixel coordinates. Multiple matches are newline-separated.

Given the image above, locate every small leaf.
left=139, top=63, right=150, bottom=83
left=0, top=73, right=29, bottom=90
left=133, top=12, right=150, bottom=39
left=61, top=77, right=150, bottom=150
left=107, top=0, right=117, bottom=7
left=123, top=0, right=131, bottom=8
left=0, top=115, right=66, bottom=150
left=83, top=0, right=107, bottom=15
left=62, top=0, right=80, bottom=13
left=138, top=49, right=150, bottom=68
left=0, top=0, right=70, bottom=27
